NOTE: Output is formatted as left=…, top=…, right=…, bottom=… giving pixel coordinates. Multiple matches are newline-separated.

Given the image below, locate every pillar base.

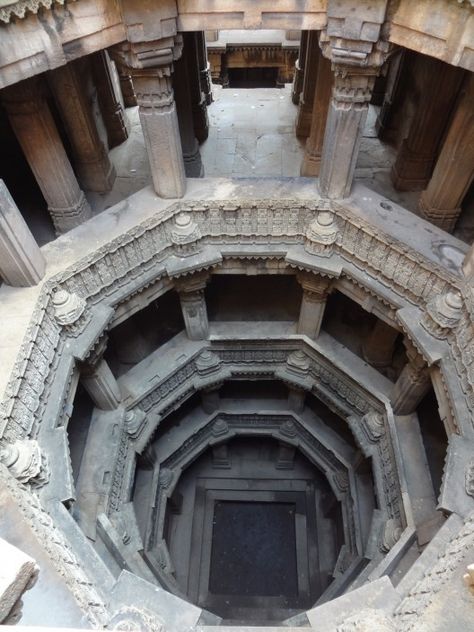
left=418, top=191, right=461, bottom=233
left=184, top=141, right=204, bottom=178
left=391, top=141, right=435, bottom=191
left=295, top=103, right=312, bottom=138
left=300, top=151, right=322, bottom=177
left=193, top=99, right=210, bottom=143
left=76, top=149, right=116, bottom=193
left=49, top=191, right=92, bottom=235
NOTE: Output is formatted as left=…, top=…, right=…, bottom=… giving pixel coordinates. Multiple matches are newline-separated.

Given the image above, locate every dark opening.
left=227, top=67, right=279, bottom=88
left=209, top=500, right=298, bottom=597
left=417, top=387, right=447, bottom=497
left=206, top=274, right=302, bottom=322
left=67, top=383, right=94, bottom=484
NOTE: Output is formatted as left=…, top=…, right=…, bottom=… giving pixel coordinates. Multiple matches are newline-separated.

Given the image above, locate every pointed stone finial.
left=195, top=349, right=220, bottom=375
left=305, top=210, right=338, bottom=257
left=124, top=409, right=146, bottom=437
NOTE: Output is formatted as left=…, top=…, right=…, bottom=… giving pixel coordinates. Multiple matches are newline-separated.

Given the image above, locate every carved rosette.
left=421, top=290, right=463, bottom=339
left=0, top=440, right=49, bottom=488
left=170, top=213, right=202, bottom=257
left=286, top=350, right=311, bottom=376
left=195, top=349, right=220, bottom=376
left=304, top=211, right=338, bottom=257
left=52, top=289, right=87, bottom=333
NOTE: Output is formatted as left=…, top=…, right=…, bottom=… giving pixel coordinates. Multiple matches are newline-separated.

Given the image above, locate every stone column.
left=173, top=51, right=204, bottom=177
left=184, top=32, right=210, bottom=143
left=117, top=67, right=137, bottom=108
left=418, top=74, right=474, bottom=232
left=391, top=57, right=465, bottom=191
left=81, top=341, right=122, bottom=411
left=375, top=50, right=406, bottom=139
left=362, top=319, right=400, bottom=368
left=196, top=31, right=213, bottom=106
left=201, top=387, right=220, bottom=414
left=1, top=77, right=91, bottom=235
left=318, top=65, right=377, bottom=199
left=297, top=272, right=332, bottom=339
left=48, top=61, right=116, bottom=193
left=288, top=386, right=306, bottom=413
left=111, top=38, right=186, bottom=198
left=92, top=51, right=129, bottom=149
left=390, top=340, right=431, bottom=415
left=292, top=31, right=308, bottom=105
left=300, top=53, right=332, bottom=176
left=176, top=274, right=209, bottom=340
left=0, top=180, right=45, bottom=287
left=295, top=31, right=319, bottom=138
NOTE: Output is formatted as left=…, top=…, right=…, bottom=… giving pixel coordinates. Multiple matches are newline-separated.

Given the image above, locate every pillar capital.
left=296, top=271, right=333, bottom=301
left=110, top=36, right=183, bottom=74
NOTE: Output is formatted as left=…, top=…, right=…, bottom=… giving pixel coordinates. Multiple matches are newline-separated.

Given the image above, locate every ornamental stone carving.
left=421, top=290, right=463, bottom=339
left=286, top=350, right=311, bottom=375
left=169, top=213, right=202, bottom=256
left=211, top=419, right=229, bottom=437
left=108, top=606, right=165, bottom=632
left=279, top=419, right=297, bottom=438
left=158, top=468, right=173, bottom=489
left=304, top=211, right=338, bottom=257
left=124, top=409, right=146, bottom=438
left=195, top=349, right=220, bottom=376
left=465, top=460, right=474, bottom=497
left=380, top=518, right=402, bottom=552
left=0, top=440, right=49, bottom=487
left=362, top=411, right=385, bottom=443
left=52, top=289, right=86, bottom=329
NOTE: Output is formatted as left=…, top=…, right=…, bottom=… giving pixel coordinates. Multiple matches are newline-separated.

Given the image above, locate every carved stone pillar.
left=288, top=386, right=306, bottom=413
left=375, top=50, right=406, bottom=139
left=196, top=31, right=213, bottom=106
left=390, top=340, right=431, bottom=415
left=300, top=53, right=332, bottom=176
left=201, top=386, right=220, bottom=414
left=48, top=61, right=116, bottom=193
left=176, top=274, right=209, bottom=340
left=292, top=31, right=308, bottom=105
left=81, top=357, right=122, bottom=411
left=318, top=65, right=377, bottom=199
left=92, top=51, right=130, bottom=149
left=173, top=49, right=204, bottom=177
left=297, top=272, right=332, bottom=339
left=184, top=32, right=209, bottom=143
left=111, top=38, right=186, bottom=199
left=418, top=74, right=474, bottom=232
left=117, top=67, right=137, bottom=108
left=362, top=319, right=399, bottom=368
left=391, top=57, right=465, bottom=191
left=0, top=180, right=45, bottom=287
left=295, top=31, right=319, bottom=138
left=1, top=77, right=91, bottom=235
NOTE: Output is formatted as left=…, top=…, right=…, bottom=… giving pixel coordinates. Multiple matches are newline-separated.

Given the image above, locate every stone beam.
left=176, top=0, right=327, bottom=31
left=0, top=0, right=125, bottom=89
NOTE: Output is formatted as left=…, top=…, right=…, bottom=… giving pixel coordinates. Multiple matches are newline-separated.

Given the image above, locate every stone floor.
left=86, top=83, right=472, bottom=242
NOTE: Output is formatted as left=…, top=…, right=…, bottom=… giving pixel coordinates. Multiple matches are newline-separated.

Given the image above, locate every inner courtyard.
left=0, top=1, right=473, bottom=631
